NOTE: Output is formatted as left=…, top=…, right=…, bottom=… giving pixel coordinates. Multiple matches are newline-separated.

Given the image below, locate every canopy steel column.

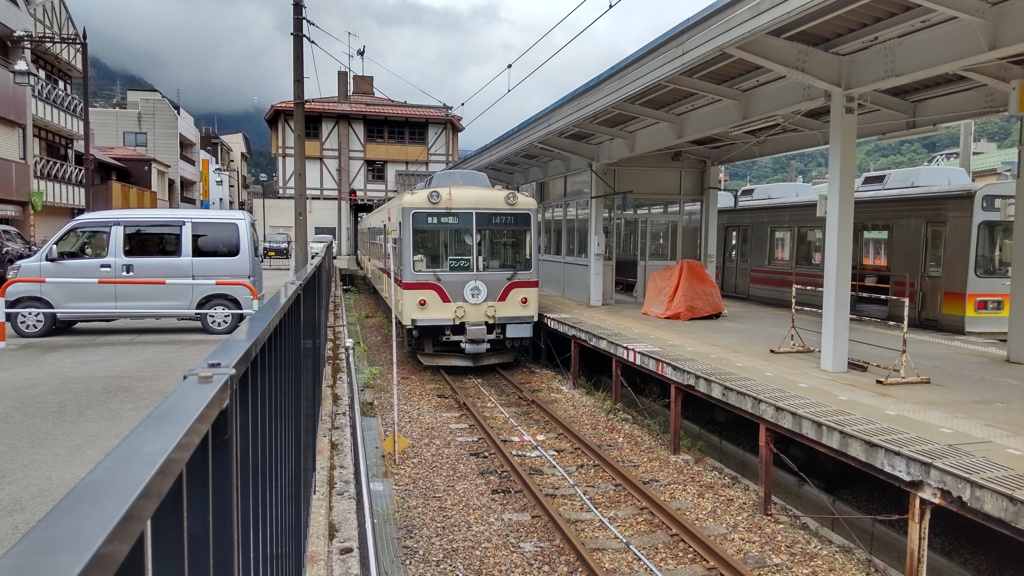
left=589, top=174, right=605, bottom=306
left=1008, top=117, right=1024, bottom=364
left=702, top=161, right=719, bottom=278
left=821, top=93, right=858, bottom=373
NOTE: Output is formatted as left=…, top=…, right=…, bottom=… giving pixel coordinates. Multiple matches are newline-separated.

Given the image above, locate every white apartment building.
left=219, top=131, right=251, bottom=212
left=91, top=89, right=201, bottom=208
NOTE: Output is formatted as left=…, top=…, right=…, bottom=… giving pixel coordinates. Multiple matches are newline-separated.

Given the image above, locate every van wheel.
left=200, top=299, right=241, bottom=335
left=10, top=301, right=56, bottom=338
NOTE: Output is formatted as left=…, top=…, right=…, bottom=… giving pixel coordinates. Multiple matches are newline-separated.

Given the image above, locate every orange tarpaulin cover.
left=641, top=259, right=725, bottom=320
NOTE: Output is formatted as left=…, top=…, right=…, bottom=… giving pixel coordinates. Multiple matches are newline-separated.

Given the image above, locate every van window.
left=192, top=222, right=240, bottom=258
left=124, top=225, right=182, bottom=258
left=56, top=226, right=111, bottom=260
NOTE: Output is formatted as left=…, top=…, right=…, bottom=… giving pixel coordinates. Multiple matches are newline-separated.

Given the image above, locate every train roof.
left=721, top=179, right=1015, bottom=210
left=855, top=166, right=971, bottom=191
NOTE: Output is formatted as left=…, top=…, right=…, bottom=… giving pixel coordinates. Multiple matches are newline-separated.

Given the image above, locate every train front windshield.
left=976, top=221, right=1013, bottom=278
left=411, top=211, right=532, bottom=273
left=477, top=212, right=532, bottom=272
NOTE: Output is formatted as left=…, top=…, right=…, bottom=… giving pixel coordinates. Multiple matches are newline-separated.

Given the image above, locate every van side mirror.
left=46, top=245, right=58, bottom=262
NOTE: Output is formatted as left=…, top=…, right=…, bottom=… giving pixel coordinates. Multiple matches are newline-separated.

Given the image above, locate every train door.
left=918, top=223, right=946, bottom=325
left=721, top=226, right=749, bottom=297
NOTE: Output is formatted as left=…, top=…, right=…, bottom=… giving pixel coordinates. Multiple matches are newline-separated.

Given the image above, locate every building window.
left=123, top=132, right=147, bottom=147
left=18, top=126, right=25, bottom=160
left=366, top=121, right=386, bottom=143
left=408, top=124, right=427, bottom=145
left=386, top=124, right=405, bottom=144
left=769, top=227, right=793, bottom=267
left=304, top=117, right=321, bottom=140
left=367, top=161, right=386, bottom=183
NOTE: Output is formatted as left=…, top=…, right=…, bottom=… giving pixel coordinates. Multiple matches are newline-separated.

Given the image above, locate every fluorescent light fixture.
left=728, top=115, right=784, bottom=135
left=874, top=126, right=942, bottom=142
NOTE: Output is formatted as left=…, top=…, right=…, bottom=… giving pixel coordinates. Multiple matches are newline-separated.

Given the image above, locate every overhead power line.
left=459, top=0, right=590, bottom=111
left=305, top=16, right=444, bottom=107
left=464, top=0, right=624, bottom=129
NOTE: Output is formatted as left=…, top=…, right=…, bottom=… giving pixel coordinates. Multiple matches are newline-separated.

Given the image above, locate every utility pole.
left=293, top=0, right=309, bottom=268
left=82, top=29, right=92, bottom=212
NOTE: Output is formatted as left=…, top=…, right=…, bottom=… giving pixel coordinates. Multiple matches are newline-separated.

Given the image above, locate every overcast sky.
left=63, top=0, right=717, bottom=150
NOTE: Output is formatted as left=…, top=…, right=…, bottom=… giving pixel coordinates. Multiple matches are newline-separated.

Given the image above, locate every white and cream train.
left=357, top=170, right=539, bottom=366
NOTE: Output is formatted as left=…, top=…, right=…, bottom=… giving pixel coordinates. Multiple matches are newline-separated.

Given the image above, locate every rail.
left=0, top=248, right=333, bottom=574
left=0, top=278, right=260, bottom=348
left=440, top=367, right=754, bottom=576
left=770, top=283, right=930, bottom=385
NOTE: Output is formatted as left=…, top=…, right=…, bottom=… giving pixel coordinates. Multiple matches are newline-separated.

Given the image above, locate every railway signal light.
left=348, top=188, right=357, bottom=206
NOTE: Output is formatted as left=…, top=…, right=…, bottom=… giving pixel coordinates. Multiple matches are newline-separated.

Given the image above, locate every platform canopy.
left=455, top=0, right=1024, bottom=180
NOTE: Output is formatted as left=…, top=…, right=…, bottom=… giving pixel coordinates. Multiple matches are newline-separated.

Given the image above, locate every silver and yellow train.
left=357, top=170, right=539, bottom=366
left=716, top=166, right=1014, bottom=338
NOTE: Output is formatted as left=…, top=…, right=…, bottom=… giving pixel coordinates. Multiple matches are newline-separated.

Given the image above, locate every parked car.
left=263, top=232, right=292, bottom=259
left=4, top=209, right=264, bottom=338
left=309, top=234, right=333, bottom=259
left=1, top=224, right=37, bottom=282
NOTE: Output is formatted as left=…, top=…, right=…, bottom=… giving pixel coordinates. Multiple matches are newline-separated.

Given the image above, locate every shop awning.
left=0, top=203, right=24, bottom=219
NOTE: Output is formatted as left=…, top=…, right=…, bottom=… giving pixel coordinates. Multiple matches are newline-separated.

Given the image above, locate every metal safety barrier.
left=0, top=278, right=260, bottom=348
left=771, top=283, right=930, bottom=385
left=0, top=247, right=333, bottom=574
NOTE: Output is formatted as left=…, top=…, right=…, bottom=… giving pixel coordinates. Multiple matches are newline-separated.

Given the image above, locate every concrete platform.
left=538, top=294, right=1024, bottom=534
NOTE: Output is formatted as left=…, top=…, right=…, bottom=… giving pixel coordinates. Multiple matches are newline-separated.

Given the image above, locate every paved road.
left=0, top=269, right=293, bottom=555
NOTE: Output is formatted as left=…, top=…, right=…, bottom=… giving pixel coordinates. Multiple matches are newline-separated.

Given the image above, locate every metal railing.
left=770, top=282, right=930, bottom=385
left=32, top=80, right=85, bottom=117
left=33, top=156, right=83, bottom=185
left=0, top=247, right=334, bottom=574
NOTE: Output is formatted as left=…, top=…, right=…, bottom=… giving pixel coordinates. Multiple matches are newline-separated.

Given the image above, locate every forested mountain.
left=724, top=116, right=1020, bottom=189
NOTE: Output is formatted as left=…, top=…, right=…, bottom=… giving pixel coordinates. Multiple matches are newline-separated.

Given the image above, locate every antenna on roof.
left=346, top=30, right=359, bottom=78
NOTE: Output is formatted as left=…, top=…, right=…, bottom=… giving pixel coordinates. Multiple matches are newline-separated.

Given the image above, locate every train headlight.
left=427, top=189, right=441, bottom=204
left=975, top=298, right=1004, bottom=313
left=418, top=298, right=427, bottom=308
left=504, top=191, right=518, bottom=205
left=520, top=296, right=529, bottom=306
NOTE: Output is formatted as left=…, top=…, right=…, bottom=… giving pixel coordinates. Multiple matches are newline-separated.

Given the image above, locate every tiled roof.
left=95, top=146, right=157, bottom=161
left=942, top=147, right=1018, bottom=173
left=267, top=94, right=463, bottom=130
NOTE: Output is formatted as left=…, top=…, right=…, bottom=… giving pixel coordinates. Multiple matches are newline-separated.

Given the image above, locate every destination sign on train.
left=413, top=212, right=469, bottom=228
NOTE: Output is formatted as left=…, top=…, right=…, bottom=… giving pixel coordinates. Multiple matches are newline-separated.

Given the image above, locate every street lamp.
left=12, top=28, right=92, bottom=212
left=259, top=173, right=268, bottom=242
left=213, top=168, right=240, bottom=210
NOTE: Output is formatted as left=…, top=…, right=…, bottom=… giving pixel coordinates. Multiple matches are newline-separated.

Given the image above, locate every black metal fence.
left=0, top=246, right=334, bottom=575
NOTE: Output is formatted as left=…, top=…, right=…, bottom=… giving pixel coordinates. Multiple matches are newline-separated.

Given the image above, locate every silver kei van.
left=4, top=209, right=264, bottom=338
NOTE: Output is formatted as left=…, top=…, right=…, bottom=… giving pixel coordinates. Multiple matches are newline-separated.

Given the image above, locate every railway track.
left=439, top=367, right=754, bottom=576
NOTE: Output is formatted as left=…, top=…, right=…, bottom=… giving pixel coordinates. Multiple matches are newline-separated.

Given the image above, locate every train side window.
left=858, top=225, right=892, bottom=268
left=925, top=226, right=945, bottom=277
left=975, top=221, right=1013, bottom=278
left=795, top=227, right=823, bottom=268
left=738, top=227, right=749, bottom=264
left=769, top=227, right=793, bottom=267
